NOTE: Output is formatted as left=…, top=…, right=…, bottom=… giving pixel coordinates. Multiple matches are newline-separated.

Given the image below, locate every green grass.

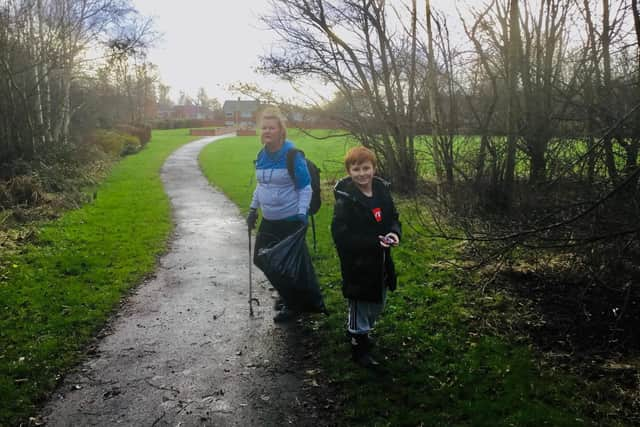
left=414, top=135, right=640, bottom=182
left=0, top=129, right=196, bottom=425
left=199, top=130, right=590, bottom=426
left=197, top=129, right=355, bottom=212
left=0, top=128, right=611, bottom=426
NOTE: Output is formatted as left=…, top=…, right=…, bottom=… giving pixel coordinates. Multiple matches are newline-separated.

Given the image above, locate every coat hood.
left=333, top=176, right=391, bottom=204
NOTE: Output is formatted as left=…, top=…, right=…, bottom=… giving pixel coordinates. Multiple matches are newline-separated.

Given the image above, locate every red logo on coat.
left=372, top=207, right=382, bottom=222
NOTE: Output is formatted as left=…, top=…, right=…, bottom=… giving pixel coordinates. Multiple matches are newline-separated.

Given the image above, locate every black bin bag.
left=255, top=226, right=326, bottom=313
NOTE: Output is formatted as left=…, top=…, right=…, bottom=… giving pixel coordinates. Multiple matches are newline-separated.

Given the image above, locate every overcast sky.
left=131, top=0, right=469, bottom=104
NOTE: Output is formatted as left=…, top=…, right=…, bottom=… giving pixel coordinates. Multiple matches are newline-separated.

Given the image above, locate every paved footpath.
left=41, top=136, right=333, bottom=426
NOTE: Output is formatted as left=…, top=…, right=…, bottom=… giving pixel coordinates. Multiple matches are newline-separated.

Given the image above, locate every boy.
left=331, top=146, right=401, bottom=367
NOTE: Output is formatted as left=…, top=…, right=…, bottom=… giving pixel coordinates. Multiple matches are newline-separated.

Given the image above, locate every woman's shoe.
left=273, top=306, right=297, bottom=323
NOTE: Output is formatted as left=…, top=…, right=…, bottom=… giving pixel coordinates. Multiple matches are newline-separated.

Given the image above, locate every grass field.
left=0, top=129, right=196, bottom=425
left=1, top=128, right=624, bottom=426
left=199, top=130, right=590, bottom=427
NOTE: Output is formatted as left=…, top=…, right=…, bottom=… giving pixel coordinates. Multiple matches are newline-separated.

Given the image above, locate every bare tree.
left=424, top=0, right=456, bottom=189
left=578, top=0, right=640, bottom=185
left=632, top=0, right=640, bottom=183
left=502, top=0, right=521, bottom=207
left=0, top=0, right=153, bottom=165
left=456, top=0, right=522, bottom=207
left=519, top=0, right=572, bottom=185
left=460, top=1, right=502, bottom=194
left=260, top=0, right=419, bottom=192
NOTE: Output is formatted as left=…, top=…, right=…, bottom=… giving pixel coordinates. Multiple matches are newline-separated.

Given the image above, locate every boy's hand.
left=378, top=233, right=399, bottom=248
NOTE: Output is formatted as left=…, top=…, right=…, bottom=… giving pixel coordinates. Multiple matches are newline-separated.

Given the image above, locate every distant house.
left=287, top=111, right=305, bottom=124
left=222, top=99, right=260, bottom=128
left=155, top=104, right=214, bottom=120
left=173, top=104, right=213, bottom=120
left=156, top=105, right=174, bottom=120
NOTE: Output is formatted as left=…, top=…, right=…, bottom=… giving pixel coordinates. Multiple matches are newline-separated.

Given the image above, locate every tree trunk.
left=474, top=134, right=488, bottom=189
left=601, top=0, right=619, bottom=184
left=29, top=0, right=45, bottom=155
left=503, top=0, right=521, bottom=208
left=37, top=0, right=52, bottom=146
left=407, top=0, right=417, bottom=182
left=425, top=0, right=444, bottom=189
left=528, top=140, right=547, bottom=185
left=629, top=0, right=640, bottom=185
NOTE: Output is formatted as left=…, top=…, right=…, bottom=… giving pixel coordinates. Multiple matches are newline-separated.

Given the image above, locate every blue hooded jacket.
left=250, top=140, right=312, bottom=220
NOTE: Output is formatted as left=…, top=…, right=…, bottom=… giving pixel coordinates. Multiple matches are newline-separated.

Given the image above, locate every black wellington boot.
left=273, top=296, right=284, bottom=311
left=350, top=333, right=379, bottom=368
left=345, top=330, right=375, bottom=348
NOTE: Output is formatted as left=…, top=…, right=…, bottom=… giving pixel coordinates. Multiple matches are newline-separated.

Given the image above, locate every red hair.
left=344, top=146, right=377, bottom=171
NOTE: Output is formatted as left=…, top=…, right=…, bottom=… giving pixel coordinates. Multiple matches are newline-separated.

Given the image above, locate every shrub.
left=93, top=129, right=124, bottom=156
left=0, top=181, right=11, bottom=208
left=0, top=175, right=48, bottom=208
left=0, top=159, right=32, bottom=180
left=92, top=129, right=141, bottom=157
left=135, top=124, right=151, bottom=146
left=115, top=123, right=151, bottom=146
left=120, top=133, right=141, bottom=156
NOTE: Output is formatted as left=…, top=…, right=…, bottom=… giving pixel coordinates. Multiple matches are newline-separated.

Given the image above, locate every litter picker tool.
left=248, top=227, right=260, bottom=316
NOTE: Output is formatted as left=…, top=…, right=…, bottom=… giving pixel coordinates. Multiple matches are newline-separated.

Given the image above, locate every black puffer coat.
left=331, top=176, right=402, bottom=303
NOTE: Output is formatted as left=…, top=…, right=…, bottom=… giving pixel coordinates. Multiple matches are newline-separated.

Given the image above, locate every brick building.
left=222, top=99, right=260, bottom=128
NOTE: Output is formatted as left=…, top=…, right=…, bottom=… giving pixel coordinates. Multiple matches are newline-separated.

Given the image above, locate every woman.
left=246, top=107, right=313, bottom=322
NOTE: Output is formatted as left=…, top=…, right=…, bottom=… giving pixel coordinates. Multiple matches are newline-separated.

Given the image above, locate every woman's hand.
left=378, top=232, right=399, bottom=248
left=296, top=213, right=308, bottom=226
left=246, top=208, right=258, bottom=230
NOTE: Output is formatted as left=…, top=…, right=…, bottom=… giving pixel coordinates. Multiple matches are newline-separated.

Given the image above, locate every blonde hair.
left=344, top=146, right=377, bottom=171
left=259, top=106, right=287, bottom=140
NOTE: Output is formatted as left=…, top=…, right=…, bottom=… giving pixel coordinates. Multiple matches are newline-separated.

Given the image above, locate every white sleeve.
left=296, top=184, right=312, bottom=215
left=250, top=185, right=260, bottom=210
